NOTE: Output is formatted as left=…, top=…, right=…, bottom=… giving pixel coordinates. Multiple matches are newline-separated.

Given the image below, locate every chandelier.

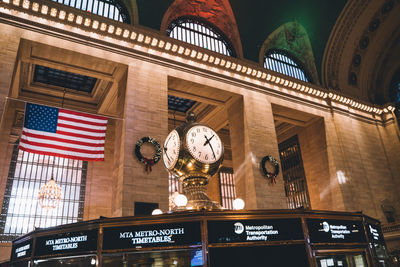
left=38, top=176, right=62, bottom=210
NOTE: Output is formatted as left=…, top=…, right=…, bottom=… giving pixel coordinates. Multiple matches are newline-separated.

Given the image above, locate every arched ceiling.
left=135, top=0, right=346, bottom=79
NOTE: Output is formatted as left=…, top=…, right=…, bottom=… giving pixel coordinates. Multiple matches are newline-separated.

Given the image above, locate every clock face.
left=186, top=125, right=223, bottom=164
left=163, top=130, right=180, bottom=170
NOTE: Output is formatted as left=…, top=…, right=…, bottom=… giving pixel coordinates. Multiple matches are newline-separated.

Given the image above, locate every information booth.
left=10, top=210, right=390, bottom=267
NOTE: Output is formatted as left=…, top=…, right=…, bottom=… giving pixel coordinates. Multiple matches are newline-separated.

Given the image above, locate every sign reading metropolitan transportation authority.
left=102, top=221, right=201, bottom=249
left=207, top=218, right=304, bottom=243
left=35, top=229, right=98, bottom=256
left=307, top=219, right=366, bottom=243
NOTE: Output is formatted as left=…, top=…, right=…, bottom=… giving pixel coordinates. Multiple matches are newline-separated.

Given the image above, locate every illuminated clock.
left=185, top=125, right=222, bottom=164
left=163, top=130, right=180, bottom=170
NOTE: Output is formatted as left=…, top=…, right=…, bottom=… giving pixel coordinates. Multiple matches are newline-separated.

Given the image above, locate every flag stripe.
left=20, top=142, right=105, bottom=155
left=19, top=146, right=105, bottom=161
left=23, top=128, right=105, bottom=144
left=58, top=116, right=107, bottom=127
left=59, top=109, right=108, bottom=123
left=21, top=134, right=105, bottom=151
left=57, top=122, right=106, bottom=132
left=57, top=126, right=106, bottom=137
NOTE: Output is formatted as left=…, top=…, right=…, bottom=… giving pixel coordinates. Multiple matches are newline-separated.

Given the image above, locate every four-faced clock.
left=163, top=130, right=180, bottom=170
left=186, top=125, right=223, bottom=164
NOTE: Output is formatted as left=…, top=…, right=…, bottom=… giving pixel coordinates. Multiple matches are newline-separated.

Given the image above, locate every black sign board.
left=11, top=239, right=32, bottom=261
left=367, top=223, right=385, bottom=245
left=307, top=219, right=366, bottom=243
left=102, top=221, right=201, bottom=250
left=35, top=229, right=98, bottom=256
left=207, top=218, right=304, bottom=243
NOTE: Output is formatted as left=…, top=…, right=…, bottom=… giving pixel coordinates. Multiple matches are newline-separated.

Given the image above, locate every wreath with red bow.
left=260, top=155, right=280, bottom=183
left=135, top=137, right=162, bottom=172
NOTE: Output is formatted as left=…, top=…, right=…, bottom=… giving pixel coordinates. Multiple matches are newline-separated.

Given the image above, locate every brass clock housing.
left=163, top=112, right=224, bottom=210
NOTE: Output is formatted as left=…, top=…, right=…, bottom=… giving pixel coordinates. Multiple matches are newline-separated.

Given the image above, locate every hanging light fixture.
left=38, top=174, right=62, bottom=210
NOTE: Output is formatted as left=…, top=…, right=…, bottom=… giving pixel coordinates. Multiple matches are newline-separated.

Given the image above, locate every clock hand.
left=203, top=134, right=214, bottom=146
left=207, top=142, right=217, bottom=160
left=163, top=147, right=171, bottom=162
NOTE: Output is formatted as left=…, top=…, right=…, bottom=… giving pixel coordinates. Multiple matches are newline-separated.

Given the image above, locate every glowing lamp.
left=174, top=194, right=188, bottom=207
left=151, top=209, right=163, bottom=215
left=233, top=198, right=245, bottom=210
left=38, top=178, right=62, bottom=210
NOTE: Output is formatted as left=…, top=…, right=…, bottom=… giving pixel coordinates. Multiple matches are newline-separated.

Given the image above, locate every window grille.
left=219, top=167, right=236, bottom=209
left=167, top=17, right=235, bottom=57
left=52, top=0, right=130, bottom=23
left=278, top=135, right=311, bottom=209
left=0, top=142, right=87, bottom=242
left=264, top=50, right=310, bottom=82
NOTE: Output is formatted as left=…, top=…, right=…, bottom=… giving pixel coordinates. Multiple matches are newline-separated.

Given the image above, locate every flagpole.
left=5, top=97, right=124, bottom=121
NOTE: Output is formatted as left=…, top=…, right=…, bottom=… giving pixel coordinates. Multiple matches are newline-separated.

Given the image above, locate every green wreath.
left=135, top=137, right=162, bottom=172
left=260, top=155, right=280, bottom=183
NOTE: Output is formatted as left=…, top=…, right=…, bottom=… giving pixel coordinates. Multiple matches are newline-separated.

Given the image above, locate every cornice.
left=0, top=0, right=396, bottom=125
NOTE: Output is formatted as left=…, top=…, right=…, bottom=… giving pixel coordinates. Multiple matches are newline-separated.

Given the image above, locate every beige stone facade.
left=0, top=0, right=399, bottom=262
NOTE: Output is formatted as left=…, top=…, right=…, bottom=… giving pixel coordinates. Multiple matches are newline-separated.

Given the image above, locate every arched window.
left=264, top=50, right=310, bottom=83
left=53, top=0, right=130, bottom=23
left=167, top=17, right=235, bottom=57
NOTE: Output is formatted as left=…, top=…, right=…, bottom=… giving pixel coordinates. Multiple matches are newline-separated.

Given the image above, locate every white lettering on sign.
left=321, top=222, right=353, bottom=239
left=44, top=235, right=88, bottom=251
left=15, top=244, right=30, bottom=258
left=369, top=225, right=379, bottom=240
left=233, top=223, right=279, bottom=241
left=119, top=228, right=184, bottom=245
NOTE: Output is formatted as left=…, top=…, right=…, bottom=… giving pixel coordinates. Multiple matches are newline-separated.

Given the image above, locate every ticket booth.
left=10, top=210, right=390, bottom=267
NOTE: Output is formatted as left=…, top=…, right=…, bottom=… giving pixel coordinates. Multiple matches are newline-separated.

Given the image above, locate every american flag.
left=19, top=103, right=107, bottom=161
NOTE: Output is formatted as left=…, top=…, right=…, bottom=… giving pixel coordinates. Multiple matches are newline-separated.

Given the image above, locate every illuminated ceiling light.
left=108, top=25, right=115, bottom=34
left=225, top=61, right=231, bottom=68
left=241, top=66, right=247, bottom=73
left=115, top=27, right=122, bottom=36
left=323, top=93, right=328, bottom=99
left=284, top=80, right=289, bottom=86
left=271, top=76, right=276, bottom=82
left=252, top=70, right=257, bottom=76
left=67, top=13, right=75, bottom=22
left=246, top=67, right=252, bottom=75
left=266, top=74, right=271, bottom=81
left=41, top=5, right=48, bottom=14
left=214, top=57, right=220, bottom=65
left=76, top=15, right=83, bottom=25
left=292, top=82, right=297, bottom=88
left=196, top=52, right=203, bottom=59
left=220, top=59, right=226, bottom=67
left=261, top=73, right=267, bottom=79
left=373, top=107, right=377, bottom=112
left=296, top=84, right=301, bottom=89
left=130, top=31, right=137, bottom=40
left=233, top=198, right=245, bottom=210
left=158, top=40, right=165, bottom=48
left=13, top=0, right=19, bottom=6
left=123, top=29, right=129, bottom=38
left=92, top=20, right=99, bottom=29
left=190, top=50, right=197, bottom=58
left=346, top=99, right=351, bottom=104
left=171, top=44, right=178, bottom=52
left=177, top=46, right=184, bottom=54
left=378, top=110, right=383, bottom=114
left=202, top=54, right=209, bottom=61
left=3, top=0, right=10, bottom=4
left=231, top=63, right=237, bottom=70
left=328, top=93, right=333, bottom=98
left=300, top=85, right=305, bottom=91
left=308, top=88, right=313, bottom=94
left=383, top=108, right=388, bottom=113
left=84, top=18, right=91, bottom=27
left=100, top=23, right=107, bottom=31
left=208, top=56, right=215, bottom=63
left=304, top=87, right=309, bottom=93
left=257, top=71, right=262, bottom=78
left=137, top=34, right=145, bottom=43
left=50, top=7, right=57, bottom=17
left=288, top=81, right=293, bottom=87
left=22, top=0, right=29, bottom=8
left=38, top=177, right=62, bottom=210
left=388, top=106, right=394, bottom=111
left=144, top=36, right=151, bottom=44
left=236, top=64, right=242, bottom=72
left=184, top=48, right=191, bottom=56
left=152, top=38, right=160, bottom=46
left=279, top=79, right=285, bottom=85
left=275, top=77, right=280, bottom=84
left=339, top=96, right=343, bottom=102
left=151, top=209, right=163, bottom=215
left=32, top=2, right=39, bottom=11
